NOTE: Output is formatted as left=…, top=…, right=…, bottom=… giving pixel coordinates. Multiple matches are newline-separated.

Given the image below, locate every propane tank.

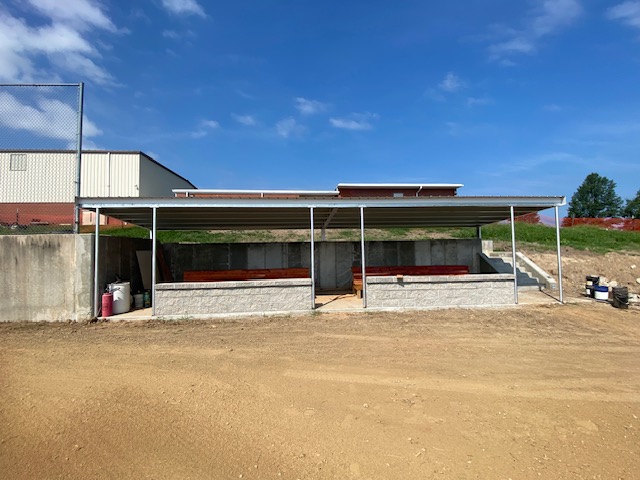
left=101, top=292, right=113, bottom=318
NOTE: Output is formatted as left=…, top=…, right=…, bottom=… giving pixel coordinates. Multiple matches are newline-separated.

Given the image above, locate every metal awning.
left=77, top=195, right=565, bottom=230
left=83, top=194, right=567, bottom=316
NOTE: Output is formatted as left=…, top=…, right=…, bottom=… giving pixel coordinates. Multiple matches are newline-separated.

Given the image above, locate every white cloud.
left=162, top=30, right=180, bottom=39
left=294, top=97, right=328, bottom=115
left=27, top=0, right=117, bottom=32
left=189, top=119, right=219, bottom=138
left=607, top=1, right=640, bottom=28
left=275, top=117, right=306, bottom=138
left=466, top=96, right=492, bottom=107
left=232, top=114, right=257, bottom=126
left=0, top=91, right=101, bottom=141
left=160, top=0, right=206, bottom=18
left=439, top=72, right=465, bottom=92
left=201, top=119, right=220, bottom=129
left=0, top=2, right=119, bottom=85
left=488, top=0, right=582, bottom=62
left=329, top=112, right=379, bottom=131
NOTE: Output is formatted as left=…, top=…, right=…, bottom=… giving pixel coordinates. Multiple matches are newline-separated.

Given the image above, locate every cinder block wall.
left=366, top=274, right=515, bottom=308
left=163, top=239, right=481, bottom=292
left=155, top=278, right=313, bottom=316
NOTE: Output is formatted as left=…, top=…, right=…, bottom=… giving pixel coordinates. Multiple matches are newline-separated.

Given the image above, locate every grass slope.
left=95, top=223, right=640, bottom=253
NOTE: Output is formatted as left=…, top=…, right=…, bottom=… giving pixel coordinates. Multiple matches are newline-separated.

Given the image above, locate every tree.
left=567, top=173, right=623, bottom=218
left=623, top=189, right=640, bottom=218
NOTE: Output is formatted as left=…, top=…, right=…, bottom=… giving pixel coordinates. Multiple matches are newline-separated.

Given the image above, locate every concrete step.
left=482, top=254, right=542, bottom=290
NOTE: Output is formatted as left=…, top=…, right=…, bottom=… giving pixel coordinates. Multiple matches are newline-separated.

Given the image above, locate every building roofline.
left=172, top=188, right=339, bottom=196
left=337, top=183, right=464, bottom=189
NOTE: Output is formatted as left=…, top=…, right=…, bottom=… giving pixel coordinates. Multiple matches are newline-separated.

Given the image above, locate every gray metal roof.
left=78, top=195, right=565, bottom=230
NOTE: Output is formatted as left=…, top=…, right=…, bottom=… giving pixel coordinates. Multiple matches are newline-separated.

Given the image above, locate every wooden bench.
left=351, top=265, right=470, bottom=298
left=183, top=267, right=310, bottom=283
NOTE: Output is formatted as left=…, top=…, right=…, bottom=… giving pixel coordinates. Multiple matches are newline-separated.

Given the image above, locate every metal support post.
left=510, top=206, right=518, bottom=304
left=93, top=207, right=100, bottom=317
left=151, top=207, right=157, bottom=316
left=74, top=82, right=84, bottom=234
left=476, top=226, right=482, bottom=240
left=310, top=207, right=316, bottom=309
left=555, top=206, right=564, bottom=303
left=360, top=206, right=367, bottom=308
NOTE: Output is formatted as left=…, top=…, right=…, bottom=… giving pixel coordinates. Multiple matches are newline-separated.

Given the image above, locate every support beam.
left=510, top=206, right=518, bottom=304
left=73, top=82, right=84, bottom=234
left=93, top=207, right=100, bottom=317
left=310, top=207, right=316, bottom=309
left=555, top=205, right=564, bottom=303
left=476, top=226, right=482, bottom=240
left=152, top=207, right=157, bottom=316
left=360, top=206, right=367, bottom=308
left=321, top=207, right=338, bottom=241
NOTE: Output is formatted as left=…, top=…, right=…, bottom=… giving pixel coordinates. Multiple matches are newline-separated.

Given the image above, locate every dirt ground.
left=1, top=297, right=640, bottom=479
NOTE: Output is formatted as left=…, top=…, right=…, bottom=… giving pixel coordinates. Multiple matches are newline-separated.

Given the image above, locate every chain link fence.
left=0, top=84, right=83, bottom=234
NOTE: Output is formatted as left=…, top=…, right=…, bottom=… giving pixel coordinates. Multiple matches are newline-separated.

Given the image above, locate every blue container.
left=593, top=285, right=609, bottom=301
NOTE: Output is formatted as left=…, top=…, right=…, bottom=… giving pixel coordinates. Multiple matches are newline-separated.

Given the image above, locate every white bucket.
left=110, top=282, right=131, bottom=314
left=594, top=286, right=609, bottom=301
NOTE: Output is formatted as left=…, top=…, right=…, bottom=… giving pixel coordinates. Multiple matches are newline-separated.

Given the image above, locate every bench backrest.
left=184, top=268, right=310, bottom=282
left=351, top=265, right=469, bottom=278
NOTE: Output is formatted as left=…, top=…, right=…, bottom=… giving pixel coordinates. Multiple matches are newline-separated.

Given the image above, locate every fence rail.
left=561, top=217, right=640, bottom=231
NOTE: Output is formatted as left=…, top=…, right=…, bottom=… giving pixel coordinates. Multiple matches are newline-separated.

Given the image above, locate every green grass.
left=94, top=223, right=640, bottom=253
left=451, top=223, right=640, bottom=253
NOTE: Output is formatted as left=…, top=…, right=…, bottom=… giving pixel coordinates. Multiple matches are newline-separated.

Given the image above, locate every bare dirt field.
left=1, top=298, right=639, bottom=479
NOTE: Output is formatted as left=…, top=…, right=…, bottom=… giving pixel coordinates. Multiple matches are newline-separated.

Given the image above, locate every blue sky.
left=1, top=0, right=640, bottom=214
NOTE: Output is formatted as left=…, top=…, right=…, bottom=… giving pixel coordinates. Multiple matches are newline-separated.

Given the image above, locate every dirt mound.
left=526, top=247, right=640, bottom=298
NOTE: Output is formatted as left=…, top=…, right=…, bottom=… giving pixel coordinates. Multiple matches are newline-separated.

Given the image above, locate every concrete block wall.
left=366, top=274, right=515, bottom=309
left=163, top=238, right=482, bottom=292
left=155, top=278, right=313, bottom=316
left=97, top=236, right=151, bottom=295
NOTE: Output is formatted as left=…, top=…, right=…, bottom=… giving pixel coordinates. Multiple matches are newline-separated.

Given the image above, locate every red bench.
left=351, top=265, right=470, bottom=298
left=183, top=268, right=310, bottom=282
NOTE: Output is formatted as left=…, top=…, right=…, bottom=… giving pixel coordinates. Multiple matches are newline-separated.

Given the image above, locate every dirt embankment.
left=526, top=247, right=640, bottom=298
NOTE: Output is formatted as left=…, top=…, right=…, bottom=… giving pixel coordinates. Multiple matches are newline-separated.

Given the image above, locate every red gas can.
left=101, top=292, right=113, bottom=318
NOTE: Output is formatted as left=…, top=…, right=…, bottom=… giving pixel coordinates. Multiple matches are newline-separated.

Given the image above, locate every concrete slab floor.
left=315, top=293, right=364, bottom=311
left=99, top=290, right=561, bottom=321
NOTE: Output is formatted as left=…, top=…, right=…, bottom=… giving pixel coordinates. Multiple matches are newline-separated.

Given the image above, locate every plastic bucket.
left=593, top=285, right=609, bottom=301
left=612, top=287, right=629, bottom=309
left=586, top=275, right=600, bottom=285
left=109, top=282, right=131, bottom=314
left=134, top=293, right=144, bottom=309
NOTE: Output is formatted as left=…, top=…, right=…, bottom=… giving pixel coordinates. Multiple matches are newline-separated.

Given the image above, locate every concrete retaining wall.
left=0, top=234, right=151, bottom=322
left=0, top=235, right=93, bottom=322
left=163, top=239, right=482, bottom=291
left=366, top=274, right=515, bottom=309
left=155, top=278, right=313, bottom=316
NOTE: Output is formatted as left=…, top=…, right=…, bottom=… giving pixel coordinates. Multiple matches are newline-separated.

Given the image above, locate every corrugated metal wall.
left=80, top=152, right=140, bottom=197
left=1, top=151, right=191, bottom=203
left=0, top=152, right=76, bottom=203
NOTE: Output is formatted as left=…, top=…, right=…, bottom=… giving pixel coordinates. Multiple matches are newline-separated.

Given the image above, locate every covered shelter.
left=78, top=194, right=566, bottom=318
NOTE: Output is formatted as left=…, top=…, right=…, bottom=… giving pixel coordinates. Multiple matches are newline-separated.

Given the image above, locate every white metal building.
left=0, top=150, right=195, bottom=226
